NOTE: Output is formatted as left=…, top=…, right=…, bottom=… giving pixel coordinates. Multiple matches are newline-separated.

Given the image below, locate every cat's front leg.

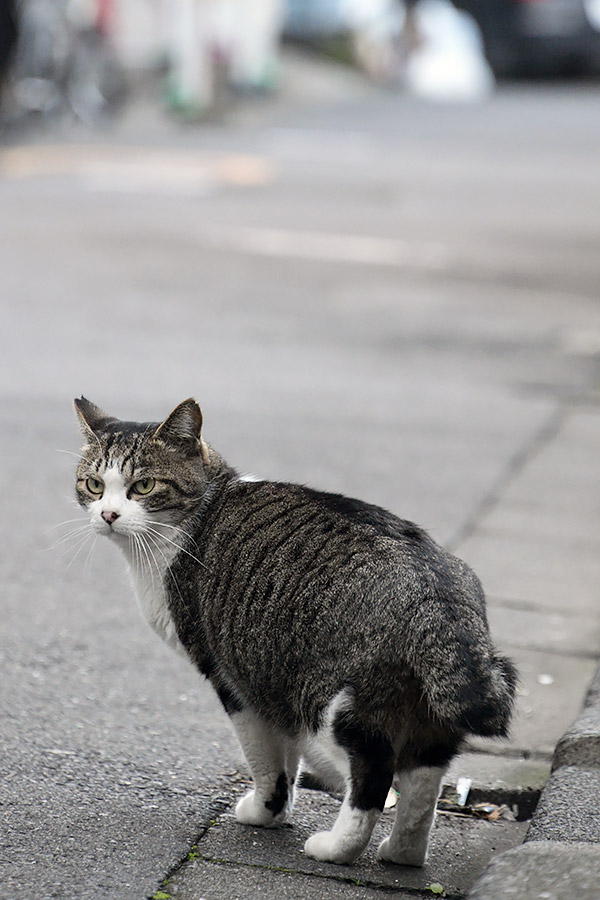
left=304, top=717, right=394, bottom=864
left=230, top=708, right=298, bottom=828
left=377, top=766, right=446, bottom=867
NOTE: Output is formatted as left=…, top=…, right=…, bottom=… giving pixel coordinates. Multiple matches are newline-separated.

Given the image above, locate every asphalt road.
left=1, top=75, right=600, bottom=899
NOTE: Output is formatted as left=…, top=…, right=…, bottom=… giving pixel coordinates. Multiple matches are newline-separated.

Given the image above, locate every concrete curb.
left=468, top=842, right=600, bottom=900
left=468, top=660, right=600, bottom=898
left=552, top=664, right=600, bottom=771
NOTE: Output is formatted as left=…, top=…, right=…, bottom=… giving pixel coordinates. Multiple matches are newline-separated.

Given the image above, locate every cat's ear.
left=74, top=396, right=115, bottom=437
left=152, top=399, right=209, bottom=461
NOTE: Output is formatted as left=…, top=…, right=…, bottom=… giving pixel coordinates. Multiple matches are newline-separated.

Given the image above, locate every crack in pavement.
left=445, top=404, right=568, bottom=554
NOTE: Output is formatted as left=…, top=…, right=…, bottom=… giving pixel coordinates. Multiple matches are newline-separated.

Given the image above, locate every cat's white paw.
left=235, top=790, right=279, bottom=827
left=377, top=836, right=427, bottom=867
left=304, top=831, right=360, bottom=864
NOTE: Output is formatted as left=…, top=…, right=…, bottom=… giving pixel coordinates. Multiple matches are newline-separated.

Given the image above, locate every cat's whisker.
left=44, top=517, right=89, bottom=537
left=145, top=531, right=188, bottom=610
left=129, top=534, right=140, bottom=574
left=130, top=534, right=142, bottom=584
left=136, top=535, right=149, bottom=580
left=53, top=531, right=92, bottom=553
left=144, top=520, right=186, bottom=539
left=144, top=531, right=170, bottom=568
left=133, top=534, right=150, bottom=587
left=49, top=516, right=88, bottom=529
left=62, top=531, right=95, bottom=572
left=144, top=519, right=190, bottom=538
left=57, top=529, right=92, bottom=559
left=136, top=533, right=157, bottom=593
left=82, top=534, right=99, bottom=575
left=144, top=519, right=201, bottom=551
left=130, top=533, right=142, bottom=573
left=144, top=526, right=208, bottom=570
left=42, top=516, right=88, bottom=534
left=131, top=533, right=143, bottom=574
left=46, top=524, right=93, bottom=552
left=56, top=448, right=85, bottom=461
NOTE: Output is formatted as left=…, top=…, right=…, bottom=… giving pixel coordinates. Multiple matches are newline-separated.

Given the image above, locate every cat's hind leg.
left=377, top=765, right=446, bottom=867
left=303, top=714, right=395, bottom=864
left=231, top=708, right=298, bottom=828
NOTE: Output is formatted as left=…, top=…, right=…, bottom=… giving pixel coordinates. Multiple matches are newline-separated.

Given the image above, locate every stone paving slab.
left=519, top=409, right=600, bottom=477
left=486, top=600, right=600, bottom=658
left=469, top=841, right=600, bottom=900
left=478, top=502, right=600, bottom=549
left=167, top=859, right=418, bottom=900
left=167, top=788, right=528, bottom=900
left=465, top=409, right=600, bottom=526
left=457, top=531, right=600, bottom=612
left=495, top=471, right=600, bottom=517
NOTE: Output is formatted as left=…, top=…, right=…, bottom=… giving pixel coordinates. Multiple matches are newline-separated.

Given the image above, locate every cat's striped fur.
left=74, top=396, right=517, bottom=865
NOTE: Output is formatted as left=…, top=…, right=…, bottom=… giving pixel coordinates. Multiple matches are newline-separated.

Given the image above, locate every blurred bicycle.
left=2, top=0, right=125, bottom=126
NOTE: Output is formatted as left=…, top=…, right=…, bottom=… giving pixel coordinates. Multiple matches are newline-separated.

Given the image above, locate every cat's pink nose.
left=101, top=510, right=120, bottom=524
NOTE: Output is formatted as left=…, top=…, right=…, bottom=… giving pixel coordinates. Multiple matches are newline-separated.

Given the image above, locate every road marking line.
left=197, top=225, right=450, bottom=270
left=0, top=145, right=275, bottom=190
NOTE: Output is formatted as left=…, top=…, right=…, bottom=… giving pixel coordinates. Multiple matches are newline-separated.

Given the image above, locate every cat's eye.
left=132, top=477, right=155, bottom=496
left=86, top=477, right=104, bottom=496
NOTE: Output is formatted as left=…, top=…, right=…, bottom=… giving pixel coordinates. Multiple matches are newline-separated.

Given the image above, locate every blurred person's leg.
left=402, top=0, right=421, bottom=57
left=227, top=0, right=283, bottom=92
left=166, top=0, right=217, bottom=114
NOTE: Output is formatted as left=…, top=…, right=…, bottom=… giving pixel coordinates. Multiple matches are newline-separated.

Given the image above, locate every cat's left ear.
left=74, top=396, right=116, bottom=438
left=152, top=399, right=209, bottom=462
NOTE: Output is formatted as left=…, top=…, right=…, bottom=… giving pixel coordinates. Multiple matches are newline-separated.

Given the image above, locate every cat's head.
left=74, top=397, right=211, bottom=541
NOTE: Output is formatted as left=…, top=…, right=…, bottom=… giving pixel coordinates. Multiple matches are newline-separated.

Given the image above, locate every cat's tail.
left=404, top=565, right=518, bottom=738
left=421, top=647, right=518, bottom=738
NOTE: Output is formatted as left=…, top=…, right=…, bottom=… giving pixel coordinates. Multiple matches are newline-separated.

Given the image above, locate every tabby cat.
left=73, top=396, right=516, bottom=866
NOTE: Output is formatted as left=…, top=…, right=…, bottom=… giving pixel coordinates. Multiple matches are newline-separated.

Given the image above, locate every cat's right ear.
left=73, top=396, right=114, bottom=438
left=152, top=398, right=209, bottom=462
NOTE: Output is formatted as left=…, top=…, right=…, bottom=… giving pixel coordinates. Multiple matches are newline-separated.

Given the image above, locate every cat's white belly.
left=298, top=691, right=352, bottom=793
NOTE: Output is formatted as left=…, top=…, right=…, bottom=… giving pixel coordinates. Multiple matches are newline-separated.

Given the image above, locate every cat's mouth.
left=94, top=515, right=127, bottom=537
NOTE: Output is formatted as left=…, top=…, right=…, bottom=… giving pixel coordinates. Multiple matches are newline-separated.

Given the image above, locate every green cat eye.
left=132, top=477, right=155, bottom=496
left=86, top=477, right=104, bottom=496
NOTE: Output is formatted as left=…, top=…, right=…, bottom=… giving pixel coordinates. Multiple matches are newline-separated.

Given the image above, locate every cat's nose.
left=101, top=510, right=120, bottom=525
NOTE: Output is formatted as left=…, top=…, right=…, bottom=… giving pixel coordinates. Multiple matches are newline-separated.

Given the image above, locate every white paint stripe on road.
left=197, top=225, right=450, bottom=270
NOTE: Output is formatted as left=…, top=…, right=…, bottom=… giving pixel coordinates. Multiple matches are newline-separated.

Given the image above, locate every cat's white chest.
left=127, top=552, right=184, bottom=655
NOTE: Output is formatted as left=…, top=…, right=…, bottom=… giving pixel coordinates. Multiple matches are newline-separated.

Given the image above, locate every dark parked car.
left=455, top=0, right=600, bottom=76
left=0, top=0, right=18, bottom=91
